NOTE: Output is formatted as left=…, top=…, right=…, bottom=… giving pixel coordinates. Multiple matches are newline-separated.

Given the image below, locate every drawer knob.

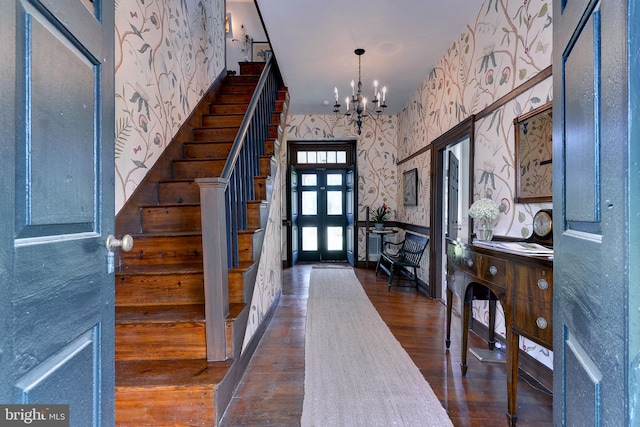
left=489, top=265, right=498, bottom=276
left=536, top=317, right=548, bottom=329
left=466, top=259, right=474, bottom=267
left=537, top=279, right=549, bottom=290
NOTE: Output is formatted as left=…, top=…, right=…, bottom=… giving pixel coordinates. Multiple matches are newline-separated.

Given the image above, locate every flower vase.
left=374, top=223, right=384, bottom=231
left=477, top=221, right=493, bottom=241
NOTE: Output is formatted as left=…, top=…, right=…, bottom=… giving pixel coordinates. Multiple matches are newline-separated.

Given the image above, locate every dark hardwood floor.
left=220, top=263, right=553, bottom=426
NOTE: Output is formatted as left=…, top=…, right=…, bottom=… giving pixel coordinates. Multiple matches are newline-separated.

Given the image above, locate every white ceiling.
left=255, top=0, right=486, bottom=115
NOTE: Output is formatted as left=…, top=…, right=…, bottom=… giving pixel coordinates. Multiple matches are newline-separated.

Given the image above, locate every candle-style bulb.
left=382, top=86, right=387, bottom=102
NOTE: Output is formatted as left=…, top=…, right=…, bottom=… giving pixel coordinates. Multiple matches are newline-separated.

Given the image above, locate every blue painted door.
left=0, top=0, right=115, bottom=425
left=553, top=0, right=640, bottom=424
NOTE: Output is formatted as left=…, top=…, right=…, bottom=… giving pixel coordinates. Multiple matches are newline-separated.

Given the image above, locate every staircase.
left=113, top=63, right=288, bottom=426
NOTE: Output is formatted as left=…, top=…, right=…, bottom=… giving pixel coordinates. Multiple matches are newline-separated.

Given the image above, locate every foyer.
left=220, top=263, right=553, bottom=426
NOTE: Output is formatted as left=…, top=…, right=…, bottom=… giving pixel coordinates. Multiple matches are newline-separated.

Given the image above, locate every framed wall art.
left=403, top=168, right=418, bottom=206
left=514, top=101, right=553, bottom=203
left=252, top=41, right=271, bottom=62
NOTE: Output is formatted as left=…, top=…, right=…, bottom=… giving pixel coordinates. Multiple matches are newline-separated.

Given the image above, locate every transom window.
left=296, top=150, right=347, bottom=165
left=291, top=143, right=352, bottom=167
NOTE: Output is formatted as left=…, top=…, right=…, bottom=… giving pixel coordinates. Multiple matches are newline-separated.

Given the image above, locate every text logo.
left=0, top=405, right=69, bottom=427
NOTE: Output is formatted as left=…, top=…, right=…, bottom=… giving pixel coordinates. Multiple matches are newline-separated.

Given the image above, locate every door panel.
left=346, top=166, right=355, bottom=265
left=287, top=166, right=299, bottom=266
left=553, top=0, right=630, bottom=424
left=298, top=169, right=348, bottom=262
left=1, top=0, right=115, bottom=425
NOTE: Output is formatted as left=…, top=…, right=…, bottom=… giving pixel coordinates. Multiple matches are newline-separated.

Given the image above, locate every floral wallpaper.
left=286, top=114, right=398, bottom=261
left=114, top=0, right=225, bottom=213
left=396, top=0, right=553, bottom=368
left=242, top=163, right=283, bottom=352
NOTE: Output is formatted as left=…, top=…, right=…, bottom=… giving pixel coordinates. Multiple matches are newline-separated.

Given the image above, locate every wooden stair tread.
left=116, top=263, right=204, bottom=275
left=228, top=261, right=256, bottom=273
left=227, top=303, right=246, bottom=321
left=156, top=178, right=197, bottom=184
left=116, top=304, right=205, bottom=324
left=115, top=359, right=232, bottom=388
left=141, top=203, right=201, bottom=209
left=238, top=228, right=262, bottom=235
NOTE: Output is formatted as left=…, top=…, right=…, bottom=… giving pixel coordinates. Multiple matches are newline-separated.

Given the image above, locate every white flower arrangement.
left=468, top=198, right=500, bottom=222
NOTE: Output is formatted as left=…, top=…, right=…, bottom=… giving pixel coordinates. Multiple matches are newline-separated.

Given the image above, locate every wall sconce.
left=225, top=13, right=233, bottom=38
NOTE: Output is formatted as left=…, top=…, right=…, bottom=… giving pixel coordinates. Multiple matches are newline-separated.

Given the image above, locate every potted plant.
left=469, top=198, right=500, bottom=240
left=371, top=204, right=391, bottom=230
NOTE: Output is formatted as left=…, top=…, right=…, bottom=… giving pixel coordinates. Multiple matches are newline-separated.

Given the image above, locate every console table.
left=445, top=238, right=553, bottom=426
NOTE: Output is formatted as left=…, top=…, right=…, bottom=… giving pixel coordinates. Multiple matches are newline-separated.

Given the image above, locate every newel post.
left=196, top=177, right=229, bottom=361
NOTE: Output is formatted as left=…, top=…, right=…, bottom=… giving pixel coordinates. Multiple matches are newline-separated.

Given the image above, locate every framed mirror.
left=514, top=101, right=553, bottom=202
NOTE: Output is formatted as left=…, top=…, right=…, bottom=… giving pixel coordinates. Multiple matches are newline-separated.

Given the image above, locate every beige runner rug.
left=302, top=267, right=453, bottom=427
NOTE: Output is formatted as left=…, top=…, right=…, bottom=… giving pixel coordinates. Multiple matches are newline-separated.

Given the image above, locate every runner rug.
left=301, top=267, right=453, bottom=427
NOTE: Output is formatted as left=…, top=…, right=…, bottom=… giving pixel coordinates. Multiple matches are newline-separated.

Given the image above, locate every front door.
left=553, top=1, right=638, bottom=424
left=0, top=1, right=115, bottom=425
left=298, top=169, right=348, bottom=262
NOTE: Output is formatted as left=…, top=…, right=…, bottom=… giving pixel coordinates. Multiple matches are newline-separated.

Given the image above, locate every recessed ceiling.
left=255, top=0, right=486, bottom=115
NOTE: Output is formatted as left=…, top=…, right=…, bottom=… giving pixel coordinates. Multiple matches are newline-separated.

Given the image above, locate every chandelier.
left=332, top=48, right=387, bottom=135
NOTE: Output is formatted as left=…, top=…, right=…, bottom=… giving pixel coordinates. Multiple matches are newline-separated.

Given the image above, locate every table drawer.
left=475, top=253, right=508, bottom=288
left=513, top=263, right=553, bottom=301
left=513, top=296, right=553, bottom=347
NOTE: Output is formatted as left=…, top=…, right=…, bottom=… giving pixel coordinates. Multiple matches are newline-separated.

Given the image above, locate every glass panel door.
left=297, top=169, right=348, bottom=261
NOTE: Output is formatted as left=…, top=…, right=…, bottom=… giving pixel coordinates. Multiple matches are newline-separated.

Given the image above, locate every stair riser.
left=115, top=386, right=215, bottom=427
left=193, top=128, right=237, bottom=142
left=209, top=103, right=248, bottom=115
left=269, top=124, right=279, bottom=139
left=225, top=304, right=250, bottom=360
left=220, top=85, right=256, bottom=94
left=183, top=142, right=232, bottom=159
left=274, top=99, right=285, bottom=112
left=116, top=273, right=204, bottom=306
left=260, top=156, right=271, bottom=176
left=264, top=139, right=275, bottom=156
left=202, top=114, right=244, bottom=128
left=120, top=235, right=203, bottom=267
left=254, top=176, right=268, bottom=201
left=246, top=202, right=267, bottom=230
left=141, top=206, right=201, bottom=233
left=158, top=181, right=200, bottom=204
left=228, top=264, right=258, bottom=305
left=237, top=230, right=264, bottom=263
left=214, top=93, right=253, bottom=104
left=116, top=323, right=206, bottom=360
left=226, top=75, right=260, bottom=85
left=227, top=271, right=244, bottom=304
left=173, top=160, right=225, bottom=179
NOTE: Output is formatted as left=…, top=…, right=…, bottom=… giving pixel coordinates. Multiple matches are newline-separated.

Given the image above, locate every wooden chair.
left=375, top=233, right=429, bottom=291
